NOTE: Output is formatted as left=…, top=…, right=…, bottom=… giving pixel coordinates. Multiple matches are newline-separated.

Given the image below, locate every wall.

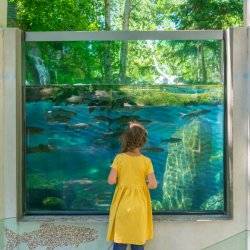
left=0, top=27, right=249, bottom=250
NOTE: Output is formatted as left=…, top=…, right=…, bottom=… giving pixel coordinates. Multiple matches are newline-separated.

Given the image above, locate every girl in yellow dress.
left=106, top=121, right=158, bottom=250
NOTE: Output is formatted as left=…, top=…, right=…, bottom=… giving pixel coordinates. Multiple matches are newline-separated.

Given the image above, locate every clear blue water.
left=25, top=95, right=224, bottom=213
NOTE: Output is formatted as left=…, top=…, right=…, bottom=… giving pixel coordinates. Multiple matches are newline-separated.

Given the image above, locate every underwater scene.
left=24, top=40, right=225, bottom=214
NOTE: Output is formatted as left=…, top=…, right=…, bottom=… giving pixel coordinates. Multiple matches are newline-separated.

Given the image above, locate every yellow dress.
left=106, top=152, right=154, bottom=245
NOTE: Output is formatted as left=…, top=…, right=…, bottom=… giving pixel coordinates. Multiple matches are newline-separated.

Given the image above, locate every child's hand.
left=107, top=168, right=117, bottom=185
left=146, top=173, right=158, bottom=189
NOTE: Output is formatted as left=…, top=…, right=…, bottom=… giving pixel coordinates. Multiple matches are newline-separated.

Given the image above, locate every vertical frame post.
left=0, top=28, right=23, bottom=219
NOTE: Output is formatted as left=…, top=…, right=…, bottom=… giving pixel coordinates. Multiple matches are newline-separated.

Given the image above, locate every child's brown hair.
left=119, top=120, right=148, bottom=153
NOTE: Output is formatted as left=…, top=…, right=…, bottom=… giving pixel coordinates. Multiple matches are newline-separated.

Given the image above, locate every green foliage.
left=10, top=0, right=103, bottom=31
left=164, top=0, right=243, bottom=29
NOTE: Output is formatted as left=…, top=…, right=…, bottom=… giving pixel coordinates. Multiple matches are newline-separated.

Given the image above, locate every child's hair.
left=119, top=120, right=148, bottom=153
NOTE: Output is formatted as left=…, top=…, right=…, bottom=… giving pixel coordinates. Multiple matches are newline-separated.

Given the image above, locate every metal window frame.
left=25, top=30, right=223, bottom=42
left=23, top=30, right=231, bottom=219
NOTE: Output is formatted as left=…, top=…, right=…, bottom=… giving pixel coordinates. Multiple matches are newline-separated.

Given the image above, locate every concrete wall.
left=0, top=27, right=249, bottom=249
left=0, top=28, right=22, bottom=219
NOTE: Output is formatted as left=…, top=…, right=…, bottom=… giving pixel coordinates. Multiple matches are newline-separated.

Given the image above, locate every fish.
left=142, top=146, right=165, bottom=152
left=88, top=105, right=96, bottom=113
left=26, top=126, right=44, bottom=135
left=94, top=114, right=149, bottom=126
left=27, top=144, right=55, bottom=154
left=95, top=202, right=110, bottom=207
left=66, top=122, right=90, bottom=129
left=93, top=138, right=107, bottom=145
left=112, top=115, right=141, bottom=125
left=101, top=130, right=123, bottom=139
left=180, top=109, right=211, bottom=119
left=94, top=115, right=113, bottom=123
left=47, top=108, right=76, bottom=123
left=63, top=178, right=94, bottom=186
left=5, top=222, right=98, bottom=250
left=161, top=137, right=182, bottom=143
left=137, top=119, right=152, bottom=125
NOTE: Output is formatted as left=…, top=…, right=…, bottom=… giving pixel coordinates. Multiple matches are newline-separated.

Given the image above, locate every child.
left=106, top=121, right=157, bottom=250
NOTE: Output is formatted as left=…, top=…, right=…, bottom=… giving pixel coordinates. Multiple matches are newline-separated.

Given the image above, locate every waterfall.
left=28, top=52, right=50, bottom=85
left=146, top=41, right=178, bottom=84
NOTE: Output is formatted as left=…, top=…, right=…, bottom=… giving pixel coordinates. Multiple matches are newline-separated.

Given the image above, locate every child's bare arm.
left=147, top=172, right=158, bottom=189
left=107, top=168, right=117, bottom=185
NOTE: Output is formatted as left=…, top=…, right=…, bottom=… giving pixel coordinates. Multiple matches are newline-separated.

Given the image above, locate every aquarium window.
left=23, top=31, right=227, bottom=215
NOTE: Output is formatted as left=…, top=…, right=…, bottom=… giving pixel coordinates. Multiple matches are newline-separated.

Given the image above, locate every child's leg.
left=131, top=244, right=144, bottom=250
left=113, top=242, right=127, bottom=250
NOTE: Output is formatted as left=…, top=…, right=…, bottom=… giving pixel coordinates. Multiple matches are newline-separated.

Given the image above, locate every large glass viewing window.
left=23, top=31, right=227, bottom=215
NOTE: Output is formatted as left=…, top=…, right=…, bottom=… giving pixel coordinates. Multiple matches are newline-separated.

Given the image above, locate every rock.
left=40, top=87, right=54, bottom=98
left=124, top=102, right=133, bottom=107
left=94, top=90, right=111, bottom=99
left=135, top=102, right=144, bottom=107
left=66, top=95, right=83, bottom=104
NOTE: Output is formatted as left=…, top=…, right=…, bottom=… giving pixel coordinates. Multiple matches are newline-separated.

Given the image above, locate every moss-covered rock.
left=42, top=196, right=65, bottom=209
left=26, top=83, right=223, bottom=106
left=119, top=84, right=223, bottom=106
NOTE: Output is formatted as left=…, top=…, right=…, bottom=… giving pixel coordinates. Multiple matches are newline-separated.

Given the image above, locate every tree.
left=103, top=0, right=112, bottom=83
left=119, top=0, right=131, bottom=83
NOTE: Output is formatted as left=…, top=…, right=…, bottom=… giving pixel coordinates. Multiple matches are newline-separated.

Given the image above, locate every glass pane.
left=24, top=40, right=225, bottom=214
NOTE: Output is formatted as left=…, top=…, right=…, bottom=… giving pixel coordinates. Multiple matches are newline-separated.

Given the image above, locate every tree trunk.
left=200, top=44, right=207, bottom=84
left=196, top=44, right=200, bottom=83
left=103, top=0, right=112, bottom=84
left=119, top=0, right=131, bottom=83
